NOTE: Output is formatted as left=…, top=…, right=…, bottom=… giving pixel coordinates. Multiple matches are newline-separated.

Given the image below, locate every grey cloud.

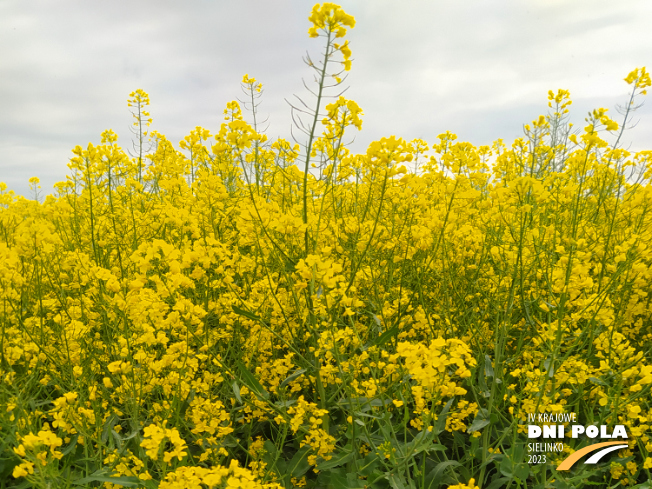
left=1, top=0, right=650, bottom=197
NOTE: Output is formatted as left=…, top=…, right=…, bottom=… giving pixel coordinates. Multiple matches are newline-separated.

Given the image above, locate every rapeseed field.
left=1, top=3, right=652, bottom=488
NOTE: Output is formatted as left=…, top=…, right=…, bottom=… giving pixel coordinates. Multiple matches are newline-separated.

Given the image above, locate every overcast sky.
left=1, top=0, right=651, bottom=198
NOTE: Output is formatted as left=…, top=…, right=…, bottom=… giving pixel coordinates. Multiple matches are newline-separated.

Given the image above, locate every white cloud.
left=1, top=0, right=650, bottom=197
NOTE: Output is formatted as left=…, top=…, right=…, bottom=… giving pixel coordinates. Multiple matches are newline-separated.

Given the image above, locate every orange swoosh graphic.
left=557, top=441, right=626, bottom=471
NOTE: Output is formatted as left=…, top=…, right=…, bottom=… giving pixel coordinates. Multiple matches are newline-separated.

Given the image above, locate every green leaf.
left=274, top=399, right=296, bottom=408
left=426, top=460, right=462, bottom=484
left=478, top=362, right=489, bottom=397
left=514, top=462, right=530, bottom=481
left=631, top=482, right=652, bottom=489
left=508, top=442, right=525, bottom=463
left=284, top=258, right=298, bottom=273
left=435, top=397, right=455, bottom=434
left=323, top=468, right=349, bottom=487
left=232, top=381, right=242, bottom=403
left=62, top=435, right=79, bottom=456
left=338, top=396, right=380, bottom=410
left=355, top=410, right=384, bottom=420
left=288, top=445, right=312, bottom=478
left=317, top=449, right=355, bottom=470
left=543, top=356, right=555, bottom=378
left=346, top=472, right=366, bottom=489
left=486, top=477, right=511, bottom=489
left=467, top=408, right=490, bottom=433
left=372, top=314, right=382, bottom=328
left=262, top=440, right=278, bottom=466
left=356, top=432, right=385, bottom=448
left=467, top=418, right=490, bottom=433
left=221, top=434, right=239, bottom=448
left=178, top=388, right=196, bottom=417
left=279, top=368, right=307, bottom=389
left=484, top=354, right=494, bottom=378
left=0, top=458, right=18, bottom=482
left=387, top=472, right=409, bottom=489
left=232, top=305, right=261, bottom=322
left=589, top=376, right=609, bottom=387
left=479, top=453, right=503, bottom=469
left=358, top=452, right=381, bottom=477
left=500, top=455, right=513, bottom=478
left=111, top=429, right=123, bottom=451
left=236, top=361, right=270, bottom=400
left=319, top=468, right=365, bottom=488
left=101, top=414, right=118, bottom=444
left=403, top=429, right=445, bottom=459
left=372, top=325, right=399, bottom=347
left=73, top=470, right=141, bottom=487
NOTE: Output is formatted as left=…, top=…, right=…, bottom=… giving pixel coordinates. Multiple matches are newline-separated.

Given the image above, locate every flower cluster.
left=1, top=4, right=651, bottom=488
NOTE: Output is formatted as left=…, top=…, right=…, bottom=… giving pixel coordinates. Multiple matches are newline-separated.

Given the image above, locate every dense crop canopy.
left=1, top=4, right=652, bottom=489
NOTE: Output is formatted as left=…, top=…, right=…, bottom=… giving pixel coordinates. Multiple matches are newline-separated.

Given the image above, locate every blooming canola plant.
left=1, top=3, right=652, bottom=488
